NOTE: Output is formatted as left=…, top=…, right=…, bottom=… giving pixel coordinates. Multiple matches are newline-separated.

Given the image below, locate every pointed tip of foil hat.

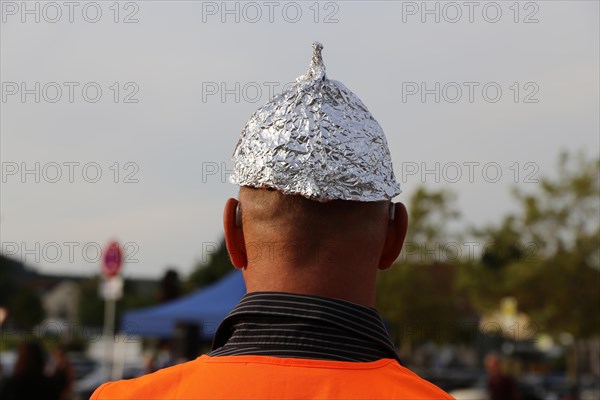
left=312, top=41, right=323, bottom=54
left=306, top=41, right=326, bottom=81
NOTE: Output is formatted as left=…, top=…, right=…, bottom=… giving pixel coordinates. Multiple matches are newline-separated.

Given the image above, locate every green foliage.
left=186, top=238, right=235, bottom=291
left=407, top=187, right=461, bottom=245
left=457, top=151, right=600, bottom=337
left=120, top=280, right=156, bottom=313
left=377, top=187, right=470, bottom=347
left=78, top=276, right=155, bottom=330
left=77, top=276, right=104, bottom=327
left=0, top=256, right=16, bottom=308
left=0, top=255, right=45, bottom=330
left=377, top=262, right=470, bottom=345
left=10, top=287, right=45, bottom=330
left=377, top=151, right=600, bottom=349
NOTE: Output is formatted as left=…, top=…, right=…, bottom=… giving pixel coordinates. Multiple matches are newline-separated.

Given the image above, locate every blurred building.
left=42, top=280, right=81, bottom=324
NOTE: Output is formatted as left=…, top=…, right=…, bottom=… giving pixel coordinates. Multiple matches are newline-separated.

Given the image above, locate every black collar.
left=210, top=292, right=400, bottom=363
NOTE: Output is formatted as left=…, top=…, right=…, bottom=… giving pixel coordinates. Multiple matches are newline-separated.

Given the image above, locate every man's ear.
left=223, top=198, right=247, bottom=269
left=378, top=202, right=408, bottom=270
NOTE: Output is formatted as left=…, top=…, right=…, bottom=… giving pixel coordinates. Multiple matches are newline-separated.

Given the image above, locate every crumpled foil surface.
left=229, top=42, right=401, bottom=202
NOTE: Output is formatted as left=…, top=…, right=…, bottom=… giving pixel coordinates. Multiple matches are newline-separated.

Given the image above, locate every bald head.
left=239, top=186, right=389, bottom=243
left=223, top=187, right=408, bottom=306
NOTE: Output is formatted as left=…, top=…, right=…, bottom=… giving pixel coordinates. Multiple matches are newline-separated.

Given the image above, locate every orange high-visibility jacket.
left=91, top=355, right=454, bottom=399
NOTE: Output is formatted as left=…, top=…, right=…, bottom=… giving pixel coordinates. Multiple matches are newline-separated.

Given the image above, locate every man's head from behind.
left=223, top=187, right=408, bottom=306
left=224, top=43, right=406, bottom=306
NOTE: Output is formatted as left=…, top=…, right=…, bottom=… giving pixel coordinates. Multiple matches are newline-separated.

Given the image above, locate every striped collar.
left=209, top=292, right=400, bottom=363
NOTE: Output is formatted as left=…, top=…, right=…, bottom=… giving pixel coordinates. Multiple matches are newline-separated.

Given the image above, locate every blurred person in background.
left=157, top=270, right=181, bottom=303
left=485, top=352, right=519, bottom=400
left=0, top=340, right=60, bottom=400
left=48, top=345, right=75, bottom=400
left=141, top=341, right=176, bottom=376
left=141, top=350, right=157, bottom=376
left=154, top=340, right=176, bottom=370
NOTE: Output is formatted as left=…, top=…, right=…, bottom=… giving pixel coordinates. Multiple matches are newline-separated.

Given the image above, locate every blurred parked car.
left=68, top=353, right=99, bottom=381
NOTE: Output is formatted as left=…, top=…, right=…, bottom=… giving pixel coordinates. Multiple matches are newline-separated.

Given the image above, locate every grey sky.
left=1, top=1, right=598, bottom=278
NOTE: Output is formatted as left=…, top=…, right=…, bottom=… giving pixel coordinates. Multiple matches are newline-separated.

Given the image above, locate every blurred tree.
left=120, top=280, right=156, bottom=318
left=406, top=187, right=461, bottom=246
left=514, top=152, right=599, bottom=257
left=186, top=238, right=234, bottom=291
left=379, top=152, right=600, bottom=352
left=457, top=152, right=600, bottom=337
left=10, top=287, right=44, bottom=330
left=0, top=255, right=45, bottom=330
left=0, top=255, right=17, bottom=308
left=78, top=276, right=105, bottom=328
left=377, top=188, right=471, bottom=352
left=78, top=276, right=155, bottom=330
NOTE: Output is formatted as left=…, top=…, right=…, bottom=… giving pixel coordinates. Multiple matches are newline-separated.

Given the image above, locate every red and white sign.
left=102, top=241, right=123, bottom=277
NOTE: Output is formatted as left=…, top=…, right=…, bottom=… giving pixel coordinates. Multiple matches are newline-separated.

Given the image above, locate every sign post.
left=0, top=307, right=7, bottom=370
left=100, top=240, right=124, bottom=382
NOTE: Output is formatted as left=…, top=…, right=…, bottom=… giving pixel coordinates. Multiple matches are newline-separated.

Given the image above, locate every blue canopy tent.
left=121, top=270, right=246, bottom=340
